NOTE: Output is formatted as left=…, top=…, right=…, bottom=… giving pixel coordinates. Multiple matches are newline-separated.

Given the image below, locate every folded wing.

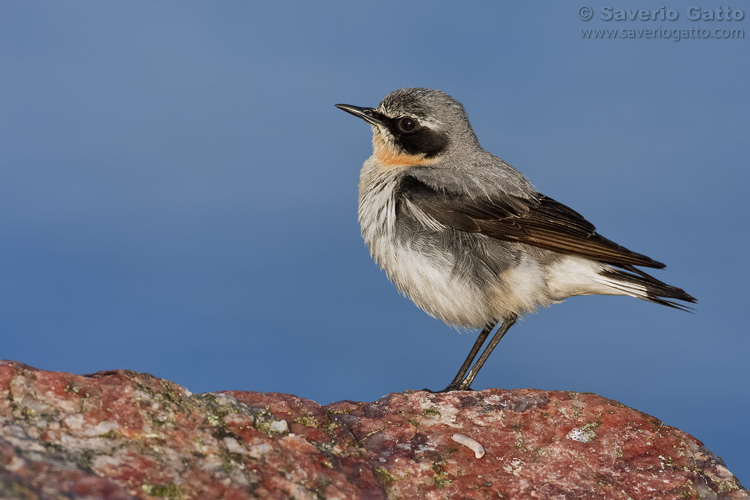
left=397, top=175, right=666, bottom=269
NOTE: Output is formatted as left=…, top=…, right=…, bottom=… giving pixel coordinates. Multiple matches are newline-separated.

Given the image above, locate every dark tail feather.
left=598, top=264, right=697, bottom=312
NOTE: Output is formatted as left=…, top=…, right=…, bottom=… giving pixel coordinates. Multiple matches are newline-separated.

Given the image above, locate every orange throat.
left=372, top=132, right=438, bottom=168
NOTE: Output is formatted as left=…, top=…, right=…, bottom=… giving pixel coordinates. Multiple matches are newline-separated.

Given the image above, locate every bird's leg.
left=434, top=324, right=495, bottom=393
left=454, top=314, right=517, bottom=391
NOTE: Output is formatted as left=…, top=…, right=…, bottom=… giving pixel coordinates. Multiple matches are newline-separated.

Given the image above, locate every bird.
left=335, top=88, right=696, bottom=392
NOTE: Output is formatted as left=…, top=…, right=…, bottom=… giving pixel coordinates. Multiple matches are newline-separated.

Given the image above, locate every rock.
left=0, top=361, right=745, bottom=500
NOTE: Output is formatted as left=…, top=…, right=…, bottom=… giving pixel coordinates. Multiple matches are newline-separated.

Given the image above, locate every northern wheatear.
left=336, top=88, right=695, bottom=392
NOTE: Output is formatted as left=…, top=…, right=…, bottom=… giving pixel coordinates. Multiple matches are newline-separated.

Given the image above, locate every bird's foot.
left=423, top=383, right=475, bottom=393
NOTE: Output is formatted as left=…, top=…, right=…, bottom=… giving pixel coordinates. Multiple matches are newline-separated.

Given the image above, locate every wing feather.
left=398, top=175, right=665, bottom=269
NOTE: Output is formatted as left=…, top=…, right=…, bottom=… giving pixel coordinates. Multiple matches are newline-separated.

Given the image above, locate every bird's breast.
left=357, top=159, right=498, bottom=327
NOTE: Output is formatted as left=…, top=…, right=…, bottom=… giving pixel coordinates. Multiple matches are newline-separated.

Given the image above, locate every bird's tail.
left=595, top=264, right=697, bottom=312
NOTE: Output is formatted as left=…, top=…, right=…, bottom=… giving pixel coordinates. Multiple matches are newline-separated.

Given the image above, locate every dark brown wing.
left=399, top=175, right=665, bottom=269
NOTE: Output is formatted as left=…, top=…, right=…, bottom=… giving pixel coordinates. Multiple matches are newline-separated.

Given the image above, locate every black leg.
left=455, top=314, right=517, bottom=391
left=435, top=323, right=496, bottom=393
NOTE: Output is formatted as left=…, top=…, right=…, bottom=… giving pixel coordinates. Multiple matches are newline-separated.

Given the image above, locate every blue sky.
left=1, top=1, right=748, bottom=483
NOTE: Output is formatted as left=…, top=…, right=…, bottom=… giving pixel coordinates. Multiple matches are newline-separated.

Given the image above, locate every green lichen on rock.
left=431, top=462, right=452, bottom=489
left=142, top=482, right=185, bottom=499
left=252, top=406, right=288, bottom=437
left=293, top=415, right=319, bottom=428
left=375, top=466, right=395, bottom=491
left=97, top=429, right=120, bottom=439
left=194, top=393, right=245, bottom=427
left=580, top=417, right=602, bottom=442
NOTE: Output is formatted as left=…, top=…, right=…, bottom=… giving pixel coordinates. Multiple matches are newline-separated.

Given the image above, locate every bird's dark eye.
left=397, top=117, right=418, bottom=133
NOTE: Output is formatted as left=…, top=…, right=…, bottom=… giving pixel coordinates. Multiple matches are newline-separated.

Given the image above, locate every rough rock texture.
left=0, top=361, right=746, bottom=500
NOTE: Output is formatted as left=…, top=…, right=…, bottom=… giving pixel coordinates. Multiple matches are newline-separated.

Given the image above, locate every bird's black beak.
left=335, top=104, right=383, bottom=126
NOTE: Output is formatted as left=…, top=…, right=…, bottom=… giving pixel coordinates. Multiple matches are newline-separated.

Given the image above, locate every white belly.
left=366, top=230, right=494, bottom=327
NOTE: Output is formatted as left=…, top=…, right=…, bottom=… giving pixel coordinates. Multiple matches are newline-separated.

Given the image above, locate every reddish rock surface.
left=0, top=360, right=746, bottom=500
